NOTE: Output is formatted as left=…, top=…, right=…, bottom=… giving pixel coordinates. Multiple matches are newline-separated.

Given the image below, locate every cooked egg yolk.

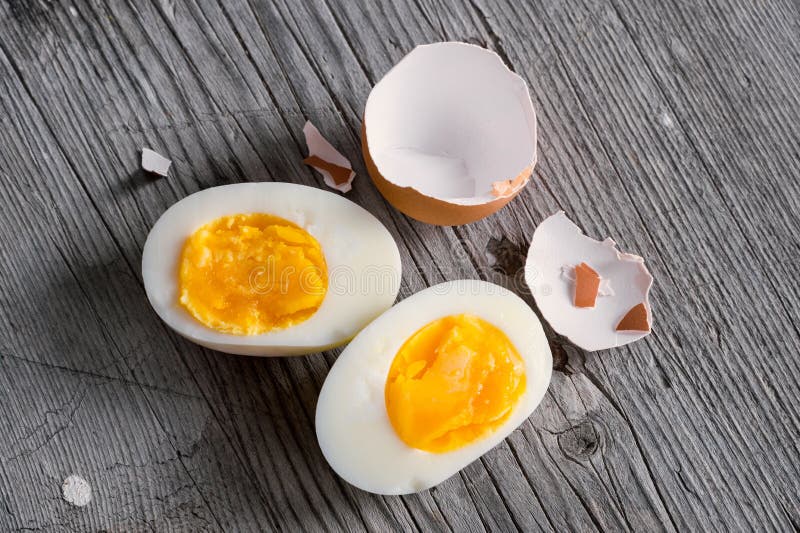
left=178, top=213, right=327, bottom=335
left=385, top=314, right=526, bottom=453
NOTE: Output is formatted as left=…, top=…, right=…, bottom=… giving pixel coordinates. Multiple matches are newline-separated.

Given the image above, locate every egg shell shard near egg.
left=525, top=211, right=653, bottom=351
left=315, top=280, right=552, bottom=495
left=141, top=148, right=171, bottom=177
left=303, top=121, right=356, bottom=193
left=362, top=42, right=537, bottom=226
left=142, top=182, right=401, bottom=356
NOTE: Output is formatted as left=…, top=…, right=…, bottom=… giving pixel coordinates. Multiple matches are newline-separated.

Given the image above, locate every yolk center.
left=384, top=314, right=526, bottom=453
left=178, top=213, right=327, bottom=335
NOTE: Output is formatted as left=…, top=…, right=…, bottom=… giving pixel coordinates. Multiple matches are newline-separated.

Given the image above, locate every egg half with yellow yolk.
left=142, top=183, right=401, bottom=356
left=315, top=280, right=552, bottom=494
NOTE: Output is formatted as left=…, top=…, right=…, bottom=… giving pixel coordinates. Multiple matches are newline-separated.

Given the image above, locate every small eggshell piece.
left=616, top=303, right=650, bottom=332
left=141, top=148, right=171, bottom=176
left=491, top=166, right=532, bottom=199
left=303, top=155, right=352, bottom=186
left=303, top=121, right=355, bottom=193
left=574, top=262, right=601, bottom=308
left=491, top=180, right=513, bottom=198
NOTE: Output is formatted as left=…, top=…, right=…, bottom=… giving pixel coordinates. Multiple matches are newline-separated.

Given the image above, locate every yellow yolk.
left=178, top=213, right=327, bottom=335
left=384, top=314, right=526, bottom=453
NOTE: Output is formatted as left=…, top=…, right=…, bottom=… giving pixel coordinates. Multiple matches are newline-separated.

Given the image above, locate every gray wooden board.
left=0, top=0, right=798, bottom=531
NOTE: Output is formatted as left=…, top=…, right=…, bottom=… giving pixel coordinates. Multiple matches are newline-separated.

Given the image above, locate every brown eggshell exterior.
left=361, top=122, right=529, bottom=226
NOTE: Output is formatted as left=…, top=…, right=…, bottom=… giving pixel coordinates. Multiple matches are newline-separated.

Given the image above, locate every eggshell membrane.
left=142, top=183, right=401, bottom=356
left=525, top=211, right=653, bottom=351
left=315, top=280, right=552, bottom=495
left=362, top=42, right=537, bottom=226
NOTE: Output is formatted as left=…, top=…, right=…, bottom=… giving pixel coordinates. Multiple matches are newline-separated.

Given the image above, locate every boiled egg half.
left=142, top=182, right=401, bottom=356
left=315, top=280, right=552, bottom=494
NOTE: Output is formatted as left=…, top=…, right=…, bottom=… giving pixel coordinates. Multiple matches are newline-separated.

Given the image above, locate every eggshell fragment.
left=616, top=303, right=650, bottom=332
left=303, top=121, right=355, bottom=193
left=492, top=167, right=532, bottom=199
left=525, top=211, right=653, bottom=351
left=303, top=156, right=352, bottom=186
left=561, top=265, right=614, bottom=297
left=362, top=42, right=537, bottom=225
left=574, top=262, right=600, bottom=308
left=141, top=148, right=171, bottom=176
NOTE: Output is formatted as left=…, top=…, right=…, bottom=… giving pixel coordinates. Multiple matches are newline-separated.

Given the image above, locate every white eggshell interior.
left=525, top=212, right=653, bottom=351
left=315, top=280, right=552, bottom=495
left=141, top=148, right=171, bottom=176
left=142, top=183, right=401, bottom=356
left=364, top=42, right=537, bottom=205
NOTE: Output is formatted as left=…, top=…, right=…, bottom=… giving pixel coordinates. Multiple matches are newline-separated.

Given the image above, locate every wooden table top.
left=1, top=0, right=798, bottom=531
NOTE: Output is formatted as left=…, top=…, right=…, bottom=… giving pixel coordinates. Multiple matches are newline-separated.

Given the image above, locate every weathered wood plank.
left=0, top=355, right=224, bottom=531
left=0, top=0, right=798, bottom=531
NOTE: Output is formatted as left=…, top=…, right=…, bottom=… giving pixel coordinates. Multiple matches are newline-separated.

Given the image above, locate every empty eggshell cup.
left=362, top=42, right=538, bottom=226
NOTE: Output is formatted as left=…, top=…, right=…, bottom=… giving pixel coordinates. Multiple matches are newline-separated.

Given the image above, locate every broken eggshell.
left=141, top=148, right=172, bottom=177
left=303, top=121, right=356, bottom=193
left=362, top=42, right=537, bottom=226
left=525, top=211, right=653, bottom=351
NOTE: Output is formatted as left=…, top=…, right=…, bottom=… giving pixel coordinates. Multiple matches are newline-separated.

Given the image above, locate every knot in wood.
left=551, top=342, right=571, bottom=375
left=557, top=419, right=599, bottom=461
left=485, top=236, right=527, bottom=277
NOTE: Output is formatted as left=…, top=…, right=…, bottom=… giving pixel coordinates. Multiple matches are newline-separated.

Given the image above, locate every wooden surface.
left=1, top=0, right=798, bottom=531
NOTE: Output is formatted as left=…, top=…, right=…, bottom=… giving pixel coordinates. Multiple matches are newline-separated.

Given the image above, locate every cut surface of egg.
left=142, top=182, right=401, bottom=356
left=178, top=213, right=328, bottom=335
left=362, top=42, right=537, bottom=226
left=316, top=280, right=552, bottom=495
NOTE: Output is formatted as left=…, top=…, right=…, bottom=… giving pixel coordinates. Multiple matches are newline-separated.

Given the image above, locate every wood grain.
left=0, top=0, right=798, bottom=531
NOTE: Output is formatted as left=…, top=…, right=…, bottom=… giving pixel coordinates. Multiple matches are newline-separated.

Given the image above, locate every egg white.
left=142, top=182, right=401, bottom=356
left=315, top=279, right=552, bottom=495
